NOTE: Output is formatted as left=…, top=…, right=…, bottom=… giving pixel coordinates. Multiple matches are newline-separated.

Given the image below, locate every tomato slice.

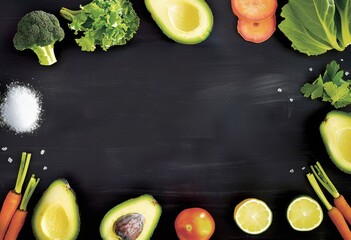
left=174, top=208, right=215, bottom=240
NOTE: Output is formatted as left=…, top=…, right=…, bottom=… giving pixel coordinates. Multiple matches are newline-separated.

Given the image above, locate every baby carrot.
left=0, top=191, right=21, bottom=240
left=4, top=175, right=40, bottom=240
left=335, top=195, right=351, bottom=225
left=328, top=207, right=351, bottom=240
left=0, top=152, right=31, bottom=239
left=307, top=173, right=351, bottom=240
left=3, top=211, right=26, bottom=240
left=311, top=162, right=351, bottom=225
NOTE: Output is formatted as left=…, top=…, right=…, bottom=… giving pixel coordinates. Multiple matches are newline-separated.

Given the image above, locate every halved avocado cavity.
left=145, top=0, right=213, bottom=44
left=32, top=179, right=80, bottom=240
left=320, top=111, right=351, bottom=173
left=100, top=194, right=162, bottom=240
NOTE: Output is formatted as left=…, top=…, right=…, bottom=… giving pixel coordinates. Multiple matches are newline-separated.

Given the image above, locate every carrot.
left=0, top=191, right=21, bottom=240
left=3, top=211, right=27, bottom=240
left=335, top=195, right=351, bottom=226
left=328, top=207, right=351, bottom=240
left=0, top=152, right=31, bottom=239
left=311, top=162, right=351, bottom=225
left=4, top=175, right=40, bottom=240
left=307, top=173, right=351, bottom=240
left=231, top=0, right=278, bottom=22
left=237, top=15, right=276, bottom=43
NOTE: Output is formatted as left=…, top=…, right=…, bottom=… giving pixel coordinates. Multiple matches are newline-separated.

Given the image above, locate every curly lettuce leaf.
left=279, top=0, right=348, bottom=56
left=60, top=0, right=140, bottom=51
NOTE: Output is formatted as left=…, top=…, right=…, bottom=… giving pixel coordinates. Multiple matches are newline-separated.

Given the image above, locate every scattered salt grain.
left=346, top=71, right=350, bottom=76
left=43, top=166, right=48, bottom=170
left=289, top=98, right=294, bottom=102
left=40, top=149, right=45, bottom=155
left=277, top=88, right=282, bottom=93
left=0, top=84, right=42, bottom=134
left=341, top=58, right=344, bottom=62
left=302, top=166, right=306, bottom=170
left=309, top=67, right=313, bottom=72
left=8, top=157, right=13, bottom=163
left=1, top=147, right=7, bottom=151
left=289, top=169, right=294, bottom=173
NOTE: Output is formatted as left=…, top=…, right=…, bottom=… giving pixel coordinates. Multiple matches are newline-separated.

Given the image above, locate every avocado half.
left=32, top=179, right=80, bottom=240
left=320, top=111, right=351, bottom=173
left=145, top=0, right=213, bottom=44
left=100, top=194, right=162, bottom=240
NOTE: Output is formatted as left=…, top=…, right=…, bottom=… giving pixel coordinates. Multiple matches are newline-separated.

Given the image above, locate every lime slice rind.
left=234, top=198, right=273, bottom=235
left=287, top=196, right=323, bottom=231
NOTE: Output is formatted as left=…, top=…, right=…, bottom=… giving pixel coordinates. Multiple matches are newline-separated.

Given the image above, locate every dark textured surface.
left=1, top=0, right=351, bottom=239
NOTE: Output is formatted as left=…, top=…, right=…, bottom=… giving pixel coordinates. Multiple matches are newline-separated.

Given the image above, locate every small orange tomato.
left=174, top=208, right=215, bottom=240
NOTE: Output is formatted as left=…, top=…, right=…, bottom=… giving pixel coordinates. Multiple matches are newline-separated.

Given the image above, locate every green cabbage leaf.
left=279, top=0, right=351, bottom=56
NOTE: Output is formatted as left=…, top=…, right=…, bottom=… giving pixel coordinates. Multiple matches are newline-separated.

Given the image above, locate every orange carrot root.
left=334, top=195, right=351, bottom=225
left=328, top=207, right=351, bottom=240
left=4, top=210, right=27, bottom=240
left=0, top=191, right=22, bottom=239
left=237, top=15, right=276, bottom=43
left=231, top=0, right=277, bottom=22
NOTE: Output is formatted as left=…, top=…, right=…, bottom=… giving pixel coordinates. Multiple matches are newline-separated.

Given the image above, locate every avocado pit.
left=114, top=213, right=145, bottom=240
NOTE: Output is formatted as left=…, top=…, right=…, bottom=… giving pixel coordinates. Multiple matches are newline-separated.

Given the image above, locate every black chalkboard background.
left=1, top=0, right=351, bottom=239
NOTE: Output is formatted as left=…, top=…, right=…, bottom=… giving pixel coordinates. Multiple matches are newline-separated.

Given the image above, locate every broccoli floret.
left=13, top=10, right=65, bottom=66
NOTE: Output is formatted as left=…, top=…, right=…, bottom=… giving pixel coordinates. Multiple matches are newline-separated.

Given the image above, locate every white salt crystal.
left=302, top=167, right=306, bottom=170
left=289, top=98, right=294, bottom=102
left=8, top=157, right=13, bottom=163
left=345, top=71, right=349, bottom=76
left=40, top=149, right=45, bottom=155
left=1, top=147, right=7, bottom=151
left=289, top=169, right=294, bottom=173
left=341, top=59, right=344, bottom=62
left=309, top=67, right=313, bottom=72
left=277, top=88, right=282, bottom=93
left=43, top=166, right=48, bottom=170
left=0, top=84, right=42, bottom=133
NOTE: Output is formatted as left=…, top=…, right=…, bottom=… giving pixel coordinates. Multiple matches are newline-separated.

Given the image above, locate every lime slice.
left=234, top=198, right=273, bottom=235
left=287, top=195, right=323, bottom=231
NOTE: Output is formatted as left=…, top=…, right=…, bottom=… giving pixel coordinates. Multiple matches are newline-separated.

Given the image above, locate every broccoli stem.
left=32, top=45, right=57, bottom=66
left=60, top=7, right=82, bottom=22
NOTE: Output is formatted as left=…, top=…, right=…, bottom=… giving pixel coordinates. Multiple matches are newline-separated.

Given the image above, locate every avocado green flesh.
left=41, top=204, right=70, bottom=238
left=168, top=3, right=199, bottom=32
left=100, top=195, right=162, bottom=240
left=32, top=179, right=80, bottom=240
left=145, top=0, right=213, bottom=44
left=320, top=111, right=351, bottom=173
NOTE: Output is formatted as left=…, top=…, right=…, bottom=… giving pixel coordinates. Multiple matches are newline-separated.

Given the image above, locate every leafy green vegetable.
left=279, top=0, right=351, bottom=56
left=60, top=0, right=140, bottom=51
left=300, top=61, right=351, bottom=108
left=335, top=0, right=351, bottom=47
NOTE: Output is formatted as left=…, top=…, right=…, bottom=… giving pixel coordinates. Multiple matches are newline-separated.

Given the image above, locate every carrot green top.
left=19, top=174, right=40, bottom=211
left=14, top=152, right=32, bottom=194
left=310, top=162, right=340, bottom=199
left=307, top=173, right=333, bottom=211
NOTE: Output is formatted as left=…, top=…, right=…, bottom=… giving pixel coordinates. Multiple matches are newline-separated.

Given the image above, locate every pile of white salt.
left=0, top=84, right=42, bottom=133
